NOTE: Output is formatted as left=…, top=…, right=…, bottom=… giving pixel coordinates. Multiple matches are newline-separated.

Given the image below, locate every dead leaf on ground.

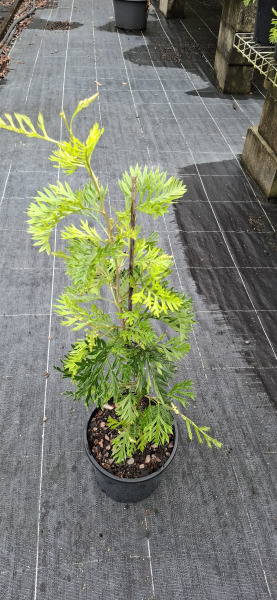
left=95, top=80, right=102, bottom=86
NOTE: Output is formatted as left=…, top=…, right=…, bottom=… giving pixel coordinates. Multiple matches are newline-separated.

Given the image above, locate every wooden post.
left=128, top=176, right=136, bottom=312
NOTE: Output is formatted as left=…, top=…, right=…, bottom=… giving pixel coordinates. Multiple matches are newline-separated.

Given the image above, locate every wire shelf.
left=233, top=32, right=277, bottom=88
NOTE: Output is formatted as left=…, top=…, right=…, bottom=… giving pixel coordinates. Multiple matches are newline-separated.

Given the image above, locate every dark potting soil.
left=87, top=402, right=175, bottom=479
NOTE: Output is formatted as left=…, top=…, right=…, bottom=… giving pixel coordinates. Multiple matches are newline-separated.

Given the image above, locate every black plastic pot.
left=84, top=406, right=178, bottom=503
left=253, top=0, right=277, bottom=46
left=113, top=0, right=147, bottom=30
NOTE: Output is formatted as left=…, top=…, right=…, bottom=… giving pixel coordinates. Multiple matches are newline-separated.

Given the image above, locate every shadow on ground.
left=175, top=158, right=277, bottom=404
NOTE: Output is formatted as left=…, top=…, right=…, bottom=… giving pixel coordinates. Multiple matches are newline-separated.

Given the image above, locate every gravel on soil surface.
left=87, top=402, right=174, bottom=478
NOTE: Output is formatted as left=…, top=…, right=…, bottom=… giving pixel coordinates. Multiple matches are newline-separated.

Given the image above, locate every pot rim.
left=83, top=403, right=178, bottom=484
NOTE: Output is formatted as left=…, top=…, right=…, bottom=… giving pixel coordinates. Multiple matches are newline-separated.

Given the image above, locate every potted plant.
left=244, top=0, right=277, bottom=46
left=113, top=0, right=150, bottom=30
left=0, top=95, right=221, bottom=503
left=269, top=7, right=277, bottom=60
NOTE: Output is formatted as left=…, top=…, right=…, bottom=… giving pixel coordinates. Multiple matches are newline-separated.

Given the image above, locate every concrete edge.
left=241, top=125, right=277, bottom=199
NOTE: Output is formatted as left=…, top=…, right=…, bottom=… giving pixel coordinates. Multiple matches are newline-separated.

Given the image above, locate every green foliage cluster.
left=0, top=95, right=221, bottom=463
left=269, top=8, right=277, bottom=44
left=243, top=1, right=277, bottom=46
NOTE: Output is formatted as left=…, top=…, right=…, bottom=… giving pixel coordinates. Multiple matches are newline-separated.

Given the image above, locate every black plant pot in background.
left=84, top=406, right=179, bottom=503
left=253, top=0, right=277, bottom=45
left=113, top=0, right=147, bottom=30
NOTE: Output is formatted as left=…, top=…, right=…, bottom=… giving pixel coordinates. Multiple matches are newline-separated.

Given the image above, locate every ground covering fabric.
left=0, top=0, right=277, bottom=598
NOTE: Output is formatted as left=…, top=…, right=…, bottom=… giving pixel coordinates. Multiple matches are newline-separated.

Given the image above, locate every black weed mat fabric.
left=1, top=0, right=277, bottom=598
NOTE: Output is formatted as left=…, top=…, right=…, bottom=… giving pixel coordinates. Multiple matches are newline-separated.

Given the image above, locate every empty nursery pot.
left=113, top=0, right=147, bottom=30
left=84, top=405, right=179, bottom=503
left=253, top=0, right=277, bottom=46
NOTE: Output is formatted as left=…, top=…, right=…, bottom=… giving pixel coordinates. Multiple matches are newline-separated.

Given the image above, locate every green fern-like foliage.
left=243, top=3, right=277, bottom=45
left=0, top=94, right=222, bottom=462
left=269, top=8, right=277, bottom=44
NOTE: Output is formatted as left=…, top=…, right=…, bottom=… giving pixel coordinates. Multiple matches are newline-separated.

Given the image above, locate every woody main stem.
left=128, top=176, right=136, bottom=312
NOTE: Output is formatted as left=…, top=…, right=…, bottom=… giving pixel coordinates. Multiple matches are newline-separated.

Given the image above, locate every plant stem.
left=137, top=394, right=143, bottom=409
left=115, top=257, right=122, bottom=311
left=128, top=176, right=136, bottom=312
left=87, top=164, right=124, bottom=323
left=87, top=165, right=110, bottom=233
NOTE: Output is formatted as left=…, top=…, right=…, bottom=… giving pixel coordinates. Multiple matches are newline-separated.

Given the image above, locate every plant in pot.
left=0, top=95, right=221, bottom=503
left=269, top=8, right=277, bottom=60
left=244, top=0, right=277, bottom=46
left=113, top=0, right=150, bottom=30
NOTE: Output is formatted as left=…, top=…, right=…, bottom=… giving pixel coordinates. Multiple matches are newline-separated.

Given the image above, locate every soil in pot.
left=87, top=400, right=175, bottom=479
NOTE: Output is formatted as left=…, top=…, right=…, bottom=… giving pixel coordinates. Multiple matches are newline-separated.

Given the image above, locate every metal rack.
left=233, top=32, right=277, bottom=88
